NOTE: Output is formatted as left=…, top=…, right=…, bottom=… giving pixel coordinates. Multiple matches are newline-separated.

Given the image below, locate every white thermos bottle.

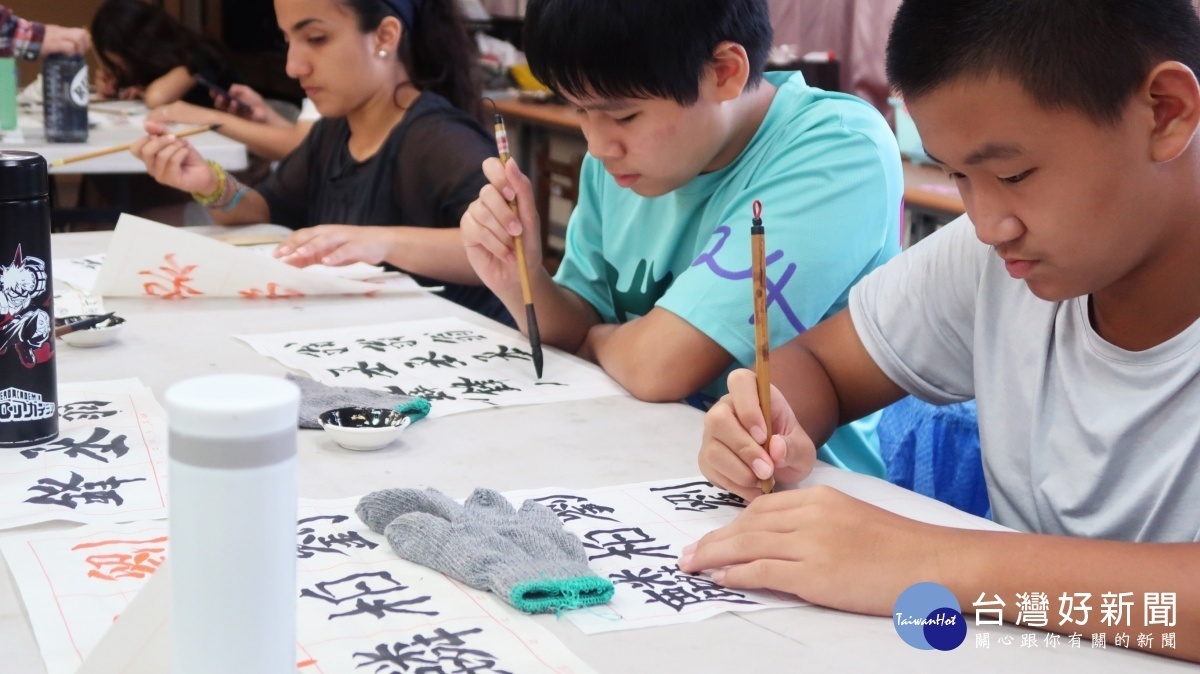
left=165, top=375, right=299, bottom=674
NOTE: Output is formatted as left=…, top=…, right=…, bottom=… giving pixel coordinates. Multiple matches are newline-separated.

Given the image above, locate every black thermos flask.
left=0, top=151, right=58, bottom=446
left=43, top=54, right=89, bottom=143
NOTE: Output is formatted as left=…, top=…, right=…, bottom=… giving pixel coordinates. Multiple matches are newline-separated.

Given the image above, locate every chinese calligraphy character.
left=1091, top=633, right=1106, bottom=649
left=384, top=385, right=456, bottom=401
left=582, top=528, right=674, bottom=561
left=1163, top=633, right=1177, bottom=649
left=352, top=627, right=512, bottom=674
left=300, top=571, right=436, bottom=620
left=59, top=400, right=118, bottom=422
left=648, top=481, right=747, bottom=512
left=975, top=632, right=990, bottom=649
left=295, top=515, right=378, bottom=559
left=71, top=536, right=167, bottom=581
left=1020, top=633, right=1038, bottom=648
left=449, top=377, right=518, bottom=396
left=1044, top=633, right=1061, bottom=648
left=1069, top=633, right=1082, bottom=648
left=1144, top=592, right=1177, bottom=627
left=1100, top=592, right=1134, bottom=627
left=139, top=254, right=204, bottom=299
left=329, top=361, right=399, bottom=379
left=405, top=352, right=466, bottom=369
left=20, top=427, right=130, bottom=463
left=1057, top=592, right=1092, bottom=626
left=288, top=341, right=349, bottom=358
left=426, top=330, right=486, bottom=345
left=531, top=495, right=618, bottom=523
left=973, top=593, right=1006, bottom=626
left=609, top=566, right=758, bottom=613
left=472, top=345, right=533, bottom=363
left=239, top=283, right=304, bottom=299
left=1015, top=591, right=1049, bottom=627
left=1137, top=634, right=1154, bottom=649
left=1114, top=633, right=1130, bottom=648
left=25, top=472, right=146, bottom=508
left=356, top=336, right=418, bottom=353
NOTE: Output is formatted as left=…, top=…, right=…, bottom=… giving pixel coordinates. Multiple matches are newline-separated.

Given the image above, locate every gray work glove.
left=287, top=374, right=430, bottom=429
left=356, top=487, right=614, bottom=613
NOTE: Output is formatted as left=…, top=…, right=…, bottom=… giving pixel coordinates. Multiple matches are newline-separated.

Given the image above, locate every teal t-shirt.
left=554, top=71, right=903, bottom=477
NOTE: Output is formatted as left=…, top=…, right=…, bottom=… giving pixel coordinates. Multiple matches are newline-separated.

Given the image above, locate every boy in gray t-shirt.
left=681, top=0, right=1200, bottom=661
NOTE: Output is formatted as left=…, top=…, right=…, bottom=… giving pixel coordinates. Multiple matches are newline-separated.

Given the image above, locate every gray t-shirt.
left=850, top=216, right=1200, bottom=543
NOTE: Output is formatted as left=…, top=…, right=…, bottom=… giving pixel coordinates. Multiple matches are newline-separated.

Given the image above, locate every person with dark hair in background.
left=686, top=0, right=1200, bottom=660
left=91, top=0, right=240, bottom=107
left=129, top=0, right=508, bottom=323
left=461, top=0, right=902, bottom=475
left=0, top=5, right=90, bottom=59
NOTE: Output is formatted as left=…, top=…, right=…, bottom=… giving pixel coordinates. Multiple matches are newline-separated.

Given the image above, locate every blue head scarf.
left=379, top=0, right=425, bottom=30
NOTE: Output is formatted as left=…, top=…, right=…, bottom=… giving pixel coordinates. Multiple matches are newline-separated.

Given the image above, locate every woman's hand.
left=274, top=225, right=393, bottom=267
left=42, top=25, right=91, bottom=57
left=130, top=121, right=217, bottom=195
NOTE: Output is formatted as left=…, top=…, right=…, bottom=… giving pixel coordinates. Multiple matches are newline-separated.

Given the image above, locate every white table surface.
left=1, top=107, right=247, bottom=175
left=0, top=229, right=1189, bottom=674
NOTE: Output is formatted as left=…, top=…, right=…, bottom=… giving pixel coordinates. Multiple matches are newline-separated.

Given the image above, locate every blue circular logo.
left=893, top=582, right=967, bottom=651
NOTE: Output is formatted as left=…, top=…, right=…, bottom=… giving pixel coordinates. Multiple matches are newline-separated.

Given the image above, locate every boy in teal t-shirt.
left=460, top=0, right=901, bottom=476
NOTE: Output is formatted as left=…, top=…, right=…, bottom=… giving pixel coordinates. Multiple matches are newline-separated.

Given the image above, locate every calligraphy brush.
left=55, top=312, right=116, bottom=338
left=49, top=124, right=221, bottom=168
left=484, top=99, right=544, bottom=378
left=751, top=201, right=774, bottom=495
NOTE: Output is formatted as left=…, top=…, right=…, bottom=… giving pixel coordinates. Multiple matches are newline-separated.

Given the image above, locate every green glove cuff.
left=395, top=397, right=431, bottom=422
left=510, top=576, right=615, bottom=614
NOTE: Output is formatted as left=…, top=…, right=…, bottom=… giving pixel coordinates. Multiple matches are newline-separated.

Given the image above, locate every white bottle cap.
left=164, top=374, right=298, bottom=439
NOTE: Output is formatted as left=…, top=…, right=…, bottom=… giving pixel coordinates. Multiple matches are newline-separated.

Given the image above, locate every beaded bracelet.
left=191, top=160, right=228, bottom=207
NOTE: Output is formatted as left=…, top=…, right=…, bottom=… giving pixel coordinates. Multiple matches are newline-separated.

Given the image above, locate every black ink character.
left=356, top=336, right=418, bottom=353
left=352, top=627, right=513, bottom=674
left=449, top=377, right=518, bottom=396
left=425, top=330, right=487, bottom=345
left=329, top=362, right=400, bottom=379
left=649, top=481, right=747, bottom=512
left=532, top=495, right=618, bottom=523
left=24, top=472, right=146, bottom=508
left=384, top=385, right=457, bottom=402
left=287, top=341, right=350, bottom=358
left=610, top=565, right=759, bottom=613
left=300, top=571, right=436, bottom=620
left=471, top=345, right=533, bottom=363
left=296, top=515, right=379, bottom=559
left=404, top=352, right=466, bottom=369
left=59, top=400, right=119, bottom=422
left=582, top=527, right=674, bottom=561
left=20, top=427, right=130, bottom=463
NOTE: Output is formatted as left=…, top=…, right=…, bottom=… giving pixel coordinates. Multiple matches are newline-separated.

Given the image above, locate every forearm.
left=216, top=116, right=309, bottom=161
left=381, top=227, right=482, bottom=286
left=582, top=314, right=734, bottom=401
left=143, top=67, right=194, bottom=108
left=938, top=530, right=1200, bottom=661
left=495, top=270, right=600, bottom=350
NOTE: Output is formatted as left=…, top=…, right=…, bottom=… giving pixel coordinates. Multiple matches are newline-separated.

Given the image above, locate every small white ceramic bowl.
left=55, top=315, right=126, bottom=348
left=319, top=407, right=411, bottom=451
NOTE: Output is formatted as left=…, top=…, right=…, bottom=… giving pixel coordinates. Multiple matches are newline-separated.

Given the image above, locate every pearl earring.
left=378, top=50, right=388, bottom=58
